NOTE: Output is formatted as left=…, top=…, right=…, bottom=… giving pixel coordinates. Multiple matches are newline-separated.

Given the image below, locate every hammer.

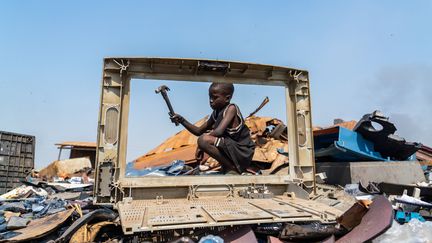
left=155, top=85, right=179, bottom=126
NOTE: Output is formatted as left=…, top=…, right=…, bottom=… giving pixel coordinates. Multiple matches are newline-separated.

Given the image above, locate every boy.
left=170, top=83, right=255, bottom=174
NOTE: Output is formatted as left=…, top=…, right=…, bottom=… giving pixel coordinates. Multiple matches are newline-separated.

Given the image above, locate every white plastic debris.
left=355, top=194, right=375, bottom=201
left=0, top=185, right=33, bottom=199
left=373, top=219, right=432, bottom=243
left=0, top=185, right=47, bottom=199
left=67, top=177, right=83, bottom=184
left=344, top=184, right=361, bottom=196
left=199, top=165, right=210, bottom=171
left=396, top=194, right=432, bottom=207
left=416, top=181, right=429, bottom=187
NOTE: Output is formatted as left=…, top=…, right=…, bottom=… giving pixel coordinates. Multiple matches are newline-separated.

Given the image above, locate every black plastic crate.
left=0, top=131, right=35, bottom=194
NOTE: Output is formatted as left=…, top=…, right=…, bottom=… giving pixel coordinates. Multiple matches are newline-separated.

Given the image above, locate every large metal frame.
left=94, top=58, right=320, bottom=233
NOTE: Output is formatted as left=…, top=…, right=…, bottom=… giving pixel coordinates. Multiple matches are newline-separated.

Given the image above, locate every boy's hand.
left=170, top=113, right=184, bottom=124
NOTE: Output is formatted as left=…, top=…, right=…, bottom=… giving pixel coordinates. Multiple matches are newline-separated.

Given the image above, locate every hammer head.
left=155, top=85, right=170, bottom=94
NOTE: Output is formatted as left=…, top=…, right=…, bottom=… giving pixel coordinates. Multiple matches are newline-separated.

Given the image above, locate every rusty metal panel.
left=139, top=117, right=208, bottom=157
left=336, top=195, right=393, bottom=243
left=133, top=145, right=198, bottom=170
left=131, top=116, right=288, bottom=169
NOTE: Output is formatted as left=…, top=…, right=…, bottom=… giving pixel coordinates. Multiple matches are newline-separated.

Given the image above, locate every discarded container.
left=314, top=126, right=388, bottom=162
left=0, top=131, right=35, bottom=194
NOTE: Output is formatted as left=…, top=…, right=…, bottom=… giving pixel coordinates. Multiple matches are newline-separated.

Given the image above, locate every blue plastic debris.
left=126, top=160, right=186, bottom=177
left=395, top=211, right=425, bottom=224
left=314, top=126, right=413, bottom=162
left=276, top=148, right=288, bottom=157
left=199, top=234, right=224, bottom=243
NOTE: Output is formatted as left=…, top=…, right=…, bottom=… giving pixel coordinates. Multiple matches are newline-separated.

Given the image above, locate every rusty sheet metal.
left=138, top=117, right=208, bottom=157
left=416, top=145, right=432, bottom=165
left=334, top=120, right=357, bottom=130
left=322, top=235, right=336, bottom=243
left=218, top=225, right=258, bottom=243
left=313, top=120, right=357, bottom=136
left=133, top=144, right=197, bottom=170
left=3, top=209, right=74, bottom=242
left=132, top=117, right=208, bottom=169
left=268, top=236, right=284, bottom=243
left=132, top=116, right=289, bottom=169
left=70, top=221, right=115, bottom=243
left=336, top=195, right=393, bottom=243
left=252, top=139, right=287, bottom=163
left=336, top=202, right=367, bottom=230
left=244, top=116, right=277, bottom=135
left=55, top=141, right=97, bottom=148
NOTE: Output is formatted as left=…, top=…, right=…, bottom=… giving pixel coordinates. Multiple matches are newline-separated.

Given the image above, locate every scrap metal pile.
left=128, top=115, right=290, bottom=176
left=0, top=110, right=431, bottom=242
left=0, top=154, right=124, bottom=242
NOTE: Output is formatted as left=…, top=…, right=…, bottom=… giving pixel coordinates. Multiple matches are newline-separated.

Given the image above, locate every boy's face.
left=209, top=87, right=230, bottom=110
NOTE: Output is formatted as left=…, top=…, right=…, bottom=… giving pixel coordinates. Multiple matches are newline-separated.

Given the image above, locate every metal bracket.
left=239, top=184, right=274, bottom=199
left=98, top=163, right=114, bottom=197
left=113, top=59, right=130, bottom=77
left=289, top=70, right=303, bottom=82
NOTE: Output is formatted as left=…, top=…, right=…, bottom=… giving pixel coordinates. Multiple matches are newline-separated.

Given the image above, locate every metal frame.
left=94, top=57, right=316, bottom=204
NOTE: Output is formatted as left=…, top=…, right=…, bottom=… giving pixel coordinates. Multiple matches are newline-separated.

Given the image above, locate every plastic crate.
left=0, top=131, right=35, bottom=194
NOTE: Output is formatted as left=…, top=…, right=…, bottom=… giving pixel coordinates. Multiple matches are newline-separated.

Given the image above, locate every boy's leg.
left=197, top=134, right=237, bottom=172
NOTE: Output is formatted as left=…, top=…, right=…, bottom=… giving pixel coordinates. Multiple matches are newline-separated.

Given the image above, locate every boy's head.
left=208, top=82, right=234, bottom=110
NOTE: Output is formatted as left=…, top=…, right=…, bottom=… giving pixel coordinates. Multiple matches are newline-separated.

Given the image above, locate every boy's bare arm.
left=209, top=105, right=236, bottom=137
left=171, top=114, right=214, bottom=136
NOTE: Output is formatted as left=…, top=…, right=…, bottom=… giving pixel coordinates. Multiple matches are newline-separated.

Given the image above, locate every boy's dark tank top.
left=211, top=103, right=255, bottom=172
left=211, top=104, right=250, bottom=142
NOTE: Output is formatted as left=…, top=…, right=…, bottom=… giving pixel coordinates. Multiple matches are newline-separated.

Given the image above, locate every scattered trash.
left=395, top=211, right=425, bottom=223
left=0, top=110, right=430, bottom=242
left=344, top=184, right=361, bottom=196
left=3, top=209, right=75, bottom=242
left=395, top=194, right=432, bottom=208
left=337, top=202, right=368, bottom=230
left=314, top=126, right=389, bottom=162
left=337, top=195, right=393, bottom=243
left=354, top=110, right=421, bottom=161
left=130, top=116, right=290, bottom=175
left=199, top=234, right=224, bottom=243
left=6, top=216, right=29, bottom=230
left=373, top=219, right=432, bottom=243
left=279, top=222, right=346, bottom=241
left=39, top=157, right=92, bottom=180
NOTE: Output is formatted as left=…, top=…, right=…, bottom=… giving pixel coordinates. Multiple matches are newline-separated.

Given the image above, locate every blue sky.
left=1, top=1, right=431, bottom=168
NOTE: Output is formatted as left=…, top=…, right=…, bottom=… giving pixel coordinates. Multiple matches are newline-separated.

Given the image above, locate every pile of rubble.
left=1, top=110, right=432, bottom=242
left=128, top=115, right=290, bottom=176
left=0, top=156, right=122, bottom=242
